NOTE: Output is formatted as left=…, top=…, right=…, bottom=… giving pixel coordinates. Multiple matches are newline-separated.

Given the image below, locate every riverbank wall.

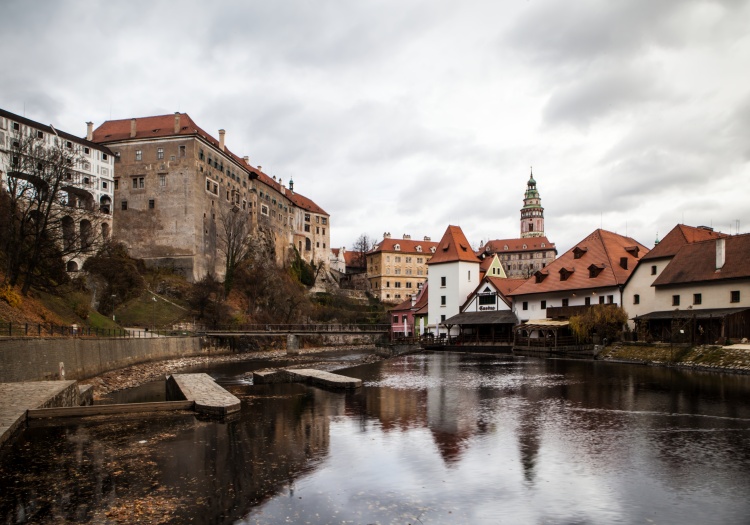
left=0, top=337, right=229, bottom=383
left=600, top=342, right=750, bottom=374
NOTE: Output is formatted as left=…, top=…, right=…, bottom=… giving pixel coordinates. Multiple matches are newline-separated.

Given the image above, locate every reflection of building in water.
left=157, top=385, right=344, bottom=521
left=351, top=384, right=427, bottom=432
left=425, top=354, right=486, bottom=464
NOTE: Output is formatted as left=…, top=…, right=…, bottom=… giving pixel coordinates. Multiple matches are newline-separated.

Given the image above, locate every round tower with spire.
left=520, top=169, right=545, bottom=238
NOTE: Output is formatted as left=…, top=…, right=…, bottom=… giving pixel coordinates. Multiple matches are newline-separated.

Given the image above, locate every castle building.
left=366, top=233, right=438, bottom=304
left=0, top=107, right=114, bottom=272
left=92, top=112, right=328, bottom=281
left=478, top=172, right=557, bottom=278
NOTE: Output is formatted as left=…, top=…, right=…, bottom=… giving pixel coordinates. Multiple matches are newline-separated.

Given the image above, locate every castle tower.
left=520, top=169, right=544, bottom=238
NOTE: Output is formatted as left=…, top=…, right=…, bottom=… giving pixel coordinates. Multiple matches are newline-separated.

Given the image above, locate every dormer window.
left=430, top=247, right=436, bottom=253
left=416, top=245, right=422, bottom=252
left=522, top=244, right=527, bottom=249
left=534, top=271, right=548, bottom=283
left=624, top=246, right=640, bottom=258
left=559, top=267, right=574, bottom=281
left=619, top=257, right=628, bottom=270
left=573, top=246, right=587, bottom=259
left=588, top=264, right=604, bottom=278
left=503, top=245, right=509, bottom=250
left=541, top=243, right=546, bottom=248
left=485, top=245, right=491, bottom=252
left=394, top=244, right=401, bottom=251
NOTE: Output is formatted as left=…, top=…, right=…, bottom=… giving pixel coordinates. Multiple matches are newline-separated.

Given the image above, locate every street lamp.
left=152, top=296, right=157, bottom=334
left=111, top=294, right=117, bottom=321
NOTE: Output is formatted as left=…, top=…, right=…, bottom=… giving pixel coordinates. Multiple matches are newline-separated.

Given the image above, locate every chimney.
left=403, top=234, right=411, bottom=239
left=130, top=118, right=137, bottom=138
left=174, top=112, right=181, bottom=134
left=424, top=236, right=431, bottom=241
left=411, top=293, right=417, bottom=307
left=257, top=165, right=262, bottom=171
left=86, top=122, right=93, bottom=141
left=716, top=238, right=726, bottom=270
left=219, top=129, right=226, bottom=151
left=384, top=232, right=391, bottom=239
left=243, top=156, right=249, bottom=165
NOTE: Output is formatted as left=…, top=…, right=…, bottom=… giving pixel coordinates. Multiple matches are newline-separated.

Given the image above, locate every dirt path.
left=79, top=345, right=381, bottom=399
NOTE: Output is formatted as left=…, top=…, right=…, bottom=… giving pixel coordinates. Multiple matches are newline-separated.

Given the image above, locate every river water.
left=2, top=352, right=750, bottom=524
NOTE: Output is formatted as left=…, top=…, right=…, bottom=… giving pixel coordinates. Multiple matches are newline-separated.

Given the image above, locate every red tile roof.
left=479, top=236, right=556, bottom=255
left=427, top=225, right=481, bottom=265
left=93, top=113, right=328, bottom=219
left=487, top=277, right=527, bottom=297
left=652, top=234, right=750, bottom=286
left=642, top=224, right=726, bottom=261
left=92, top=113, right=254, bottom=170
left=370, top=237, right=439, bottom=255
left=288, top=190, right=328, bottom=216
left=508, top=229, right=649, bottom=296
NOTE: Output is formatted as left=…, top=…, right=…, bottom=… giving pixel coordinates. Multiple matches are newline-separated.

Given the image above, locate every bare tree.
left=0, top=128, right=106, bottom=294
left=217, top=206, right=254, bottom=294
left=351, top=233, right=374, bottom=270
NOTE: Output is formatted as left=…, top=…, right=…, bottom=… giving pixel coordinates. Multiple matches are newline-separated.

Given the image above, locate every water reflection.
left=2, top=352, right=750, bottom=524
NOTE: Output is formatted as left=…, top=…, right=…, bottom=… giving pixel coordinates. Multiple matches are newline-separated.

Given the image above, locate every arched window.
left=66, top=260, right=79, bottom=272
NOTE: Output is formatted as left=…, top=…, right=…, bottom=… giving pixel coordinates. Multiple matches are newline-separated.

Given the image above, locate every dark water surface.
left=3, top=352, right=750, bottom=524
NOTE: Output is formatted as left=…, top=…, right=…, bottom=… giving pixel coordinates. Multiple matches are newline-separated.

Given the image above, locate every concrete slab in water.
left=167, top=373, right=241, bottom=417
left=0, top=380, right=78, bottom=447
left=285, top=369, right=362, bottom=389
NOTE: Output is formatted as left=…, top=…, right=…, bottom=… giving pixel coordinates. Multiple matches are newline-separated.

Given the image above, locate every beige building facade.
left=367, top=233, right=438, bottom=304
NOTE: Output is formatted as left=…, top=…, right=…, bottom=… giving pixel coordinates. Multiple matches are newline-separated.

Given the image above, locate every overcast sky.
left=2, top=0, right=749, bottom=254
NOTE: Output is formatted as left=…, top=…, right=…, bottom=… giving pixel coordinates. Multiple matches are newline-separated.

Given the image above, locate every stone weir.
left=253, top=368, right=362, bottom=389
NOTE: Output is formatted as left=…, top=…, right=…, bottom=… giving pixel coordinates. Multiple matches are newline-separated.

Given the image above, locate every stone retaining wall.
left=0, top=336, right=223, bottom=382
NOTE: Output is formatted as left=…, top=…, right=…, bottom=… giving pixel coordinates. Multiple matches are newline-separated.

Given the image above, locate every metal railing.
left=0, top=322, right=189, bottom=338
left=203, top=323, right=391, bottom=334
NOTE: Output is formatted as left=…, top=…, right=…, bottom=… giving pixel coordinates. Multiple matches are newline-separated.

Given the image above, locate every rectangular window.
left=304, top=224, right=311, bottom=232
left=261, top=204, right=269, bottom=216
left=304, top=213, right=310, bottom=222
left=102, top=181, right=108, bottom=190
left=633, top=294, right=640, bottom=305
left=417, top=257, right=423, bottom=264
left=672, top=295, right=680, bottom=306
left=139, top=177, right=144, bottom=188
left=159, top=174, right=166, bottom=187
left=394, top=256, right=401, bottom=263
left=522, top=301, right=528, bottom=311
left=392, top=316, right=398, bottom=324
left=316, top=226, right=320, bottom=234
left=585, top=297, right=591, bottom=306
left=468, top=271, right=471, bottom=281
left=135, top=150, right=142, bottom=161
left=540, top=300, right=546, bottom=310
left=316, top=216, right=320, bottom=223
left=179, top=145, right=186, bottom=157
left=479, top=294, right=495, bottom=306
left=395, top=282, right=401, bottom=288
left=651, top=265, right=657, bottom=275
left=607, top=295, right=614, bottom=304
left=441, top=315, right=446, bottom=322
left=148, top=199, right=155, bottom=209
left=731, top=290, right=740, bottom=303
left=199, top=149, right=204, bottom=160
left=132, top=178, right=138, bottom=189
left=693, top=293, right=702, bottom=305
left=114, top=179, right=119, bottom=190
left=599, top=296, right=605, bottom=304
left=440, top=295, right=446, bottom=306
left=406, top=282, right=412, bottom=288
left=562, top=298, right=569, bottom=307
left=322, top=217, right=327, bottom=225
left=405, top=257, right=412, bottom=263
left=36, top=130, right=44, bottom=139
left=121, top=201, right=128, bottom=210
left=441, top=276, right=446, bottom=287
left=157, top=148, right=164, bottom=159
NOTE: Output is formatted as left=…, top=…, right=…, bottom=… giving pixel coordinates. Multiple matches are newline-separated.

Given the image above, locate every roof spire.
left=654, top=232, right=660, bottom=245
